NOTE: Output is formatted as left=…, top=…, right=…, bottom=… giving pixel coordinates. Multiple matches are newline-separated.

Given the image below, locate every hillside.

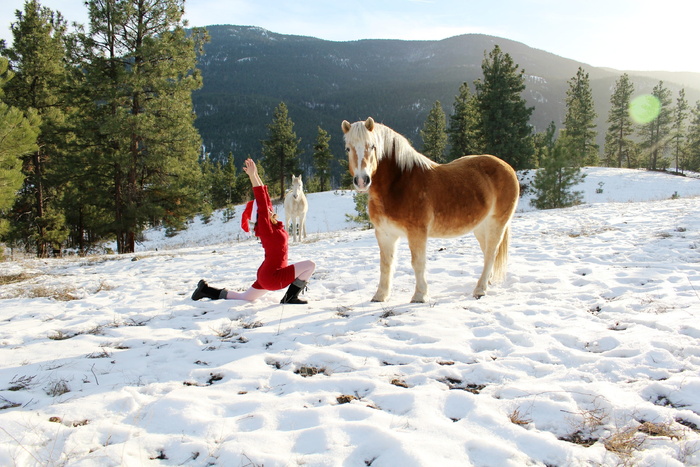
left=192, top=25, right=700, bottom=179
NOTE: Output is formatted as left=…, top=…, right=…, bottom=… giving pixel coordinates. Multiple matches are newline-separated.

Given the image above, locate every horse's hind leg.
left=472, top=219, right=508, bottom=298
left=372, top=227, right=399, bottom=302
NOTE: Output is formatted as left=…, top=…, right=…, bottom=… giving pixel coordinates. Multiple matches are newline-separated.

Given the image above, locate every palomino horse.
left=342, top=117, right=519, bottom=302
left=284, top=174, right=308, bottom=242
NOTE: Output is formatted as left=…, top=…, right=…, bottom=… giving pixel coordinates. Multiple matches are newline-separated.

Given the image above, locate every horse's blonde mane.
left=346, top=121, right=437, bottom=172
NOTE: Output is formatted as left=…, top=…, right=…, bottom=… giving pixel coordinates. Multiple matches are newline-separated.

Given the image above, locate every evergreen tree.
left=687, top=101, right=700, bottom=172
left=532, top=121, right=557, bottom=168
left=671, top=88, right=688, bottom=173
left=447, top=82, right=481, bottom=160
left=639, top=81, right=672, bottom=171
left=0, top=57, right=41, bottom=243
left=4, top=0, right=70, bottom=257
left=203, top=151, right=240, bottom=211
left=345, top=192, right=372, bottom=229
left=604, top=73, right=635, bottom=168
left=530, top=135, right=586, bottom=210
left=420, top=101, right=448, bottom=163
left=198, top=154, right=216, bottom=222
left=312, top=126, right=333, bottom=192
left=563, top=67, right=598, bottom=166
left=474, top=45, right=534, bottom=170
left=337, top=158, right=353, bottom=189
left=74, top=0, right=208, bottom=253
left=261, top=102, right=301, bottom=198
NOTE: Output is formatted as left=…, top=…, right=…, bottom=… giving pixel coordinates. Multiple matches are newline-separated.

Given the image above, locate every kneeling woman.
left=192, top=158, right=315, bottom=304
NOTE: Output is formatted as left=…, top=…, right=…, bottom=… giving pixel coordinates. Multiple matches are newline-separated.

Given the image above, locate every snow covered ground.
left=1, top=167, right=700, bottom=466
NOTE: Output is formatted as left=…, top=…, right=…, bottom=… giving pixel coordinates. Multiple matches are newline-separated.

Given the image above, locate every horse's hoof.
left=410, top=294, right=427, bottom=303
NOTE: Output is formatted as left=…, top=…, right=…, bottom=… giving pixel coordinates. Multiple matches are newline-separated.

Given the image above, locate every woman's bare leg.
left=224, top=287, right=268, bottom=301
left=293, top=260, right=316, bottom=282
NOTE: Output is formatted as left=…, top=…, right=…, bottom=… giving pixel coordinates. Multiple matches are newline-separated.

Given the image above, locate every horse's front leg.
left=407, top=230, right=428, bottom=303
left=372, top=227, right=399, bottom=302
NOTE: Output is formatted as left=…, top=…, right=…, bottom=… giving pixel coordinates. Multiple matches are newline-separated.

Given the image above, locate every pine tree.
left=3, top=0, right=70, bottom=257
left=312, top=126, right=333, bottom=192
left=447, top=82, right=481, bottom=161
left=563, top=67, right=598, bottom=166
left=0, top=58, right=41, bottom=243
left=261, top=102, right=301, bottom=198
left=345, top=192, right=372, bottom=229
left=671, top=88, right=688, bottom=173
left=687, top=101, right=700, bottom=172
left=604, top=73, right=635, bottom=168
left=474, top=45, right=534, bottom=170
left=530, top=135, right=586, bottom=210
left=74, top=0, right=208, bottom=253
left=532, top=121, right=557, bottom=168
left=639, top=81, right=672, bottom=171
left=420, top=101, right=447, bottom=163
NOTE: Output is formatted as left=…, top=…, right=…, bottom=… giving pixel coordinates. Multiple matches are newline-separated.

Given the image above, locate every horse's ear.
left=341, top=120, right=351, bottom=134
left=365, top=117, right=375, bottom=131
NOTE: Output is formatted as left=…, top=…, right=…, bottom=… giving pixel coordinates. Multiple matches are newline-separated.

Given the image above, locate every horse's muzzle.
left=353, top=174, right=371, bottom=191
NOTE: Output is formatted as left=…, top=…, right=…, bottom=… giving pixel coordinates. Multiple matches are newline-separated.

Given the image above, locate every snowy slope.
left=1, top=168, right=700, bottom=467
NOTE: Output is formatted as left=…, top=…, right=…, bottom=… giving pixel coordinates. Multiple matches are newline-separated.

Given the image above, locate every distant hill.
left=192, top=25, right=700, bottom=181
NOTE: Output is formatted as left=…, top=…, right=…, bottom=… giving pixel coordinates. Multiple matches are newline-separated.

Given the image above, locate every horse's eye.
left=370, top=145, right=376, bottom=151
left=345, top=147, right=350, bottom=153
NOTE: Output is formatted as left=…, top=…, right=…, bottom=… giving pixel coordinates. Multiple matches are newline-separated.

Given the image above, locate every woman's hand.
left=243, top=158, right=257, bottom=176
left=243, top=158, right=262, bottom=187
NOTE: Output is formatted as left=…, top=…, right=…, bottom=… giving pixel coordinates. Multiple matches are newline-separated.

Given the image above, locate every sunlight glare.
left=629, top=94, right=661, bottom=124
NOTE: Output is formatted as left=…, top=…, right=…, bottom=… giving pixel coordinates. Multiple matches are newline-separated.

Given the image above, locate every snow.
left=1, top=167, right=700, bottom=466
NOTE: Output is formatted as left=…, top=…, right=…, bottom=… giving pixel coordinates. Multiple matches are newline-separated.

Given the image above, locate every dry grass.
left=295, top=366, right=327, bottom=377
left=0, top=273, right=39, bottom=285
left=336, top=394, right=358, bottom=404
left=637, top=420, right=684, bottom=439
left=560, top=405, right=608, bottom=447
left=240, top=320, right=263, bottom=329
left=390, top=378, right=409, bottom=388
left=603, top=426, right=645, bottom=457
left=28, top=284, right=79, bottom=301
left=0, top=396, right=21, bottom=410
left=48, top=330, right=78, bottom=340
left=7, top=375, right=36, bottom=391
left=45, top=379, right=70, bottom=397
left=509, top=408, right=532, bottom=426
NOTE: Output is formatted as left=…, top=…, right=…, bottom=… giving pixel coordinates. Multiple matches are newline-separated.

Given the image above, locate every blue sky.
left=1, top=0, right=699, bottom=73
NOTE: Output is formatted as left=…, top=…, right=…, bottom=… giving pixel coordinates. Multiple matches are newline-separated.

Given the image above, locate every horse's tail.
left=492, top=225, right=510, bottom=283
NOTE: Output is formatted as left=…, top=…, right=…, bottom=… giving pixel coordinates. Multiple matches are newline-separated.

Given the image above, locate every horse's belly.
left=428, top=223, right=477, bottom=238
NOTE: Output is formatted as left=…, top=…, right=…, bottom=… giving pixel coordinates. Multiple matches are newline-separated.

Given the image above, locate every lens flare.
left=629, top=95, right=661, bottom=124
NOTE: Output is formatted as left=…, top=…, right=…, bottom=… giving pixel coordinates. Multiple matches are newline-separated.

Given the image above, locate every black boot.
left=280, top=279, right=308, bottom=304
left=191, top=280, right=226, bottom=301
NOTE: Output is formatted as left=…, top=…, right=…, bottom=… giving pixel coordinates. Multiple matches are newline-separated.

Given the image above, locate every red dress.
left=251, top=185, right=296, bottom=290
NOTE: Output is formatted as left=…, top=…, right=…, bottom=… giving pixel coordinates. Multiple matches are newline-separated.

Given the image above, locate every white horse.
left=284, top=174, right=308, bottom=242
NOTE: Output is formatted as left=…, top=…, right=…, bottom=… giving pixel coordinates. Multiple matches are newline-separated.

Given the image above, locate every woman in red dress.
left=192, top=158, right=315, bottom=304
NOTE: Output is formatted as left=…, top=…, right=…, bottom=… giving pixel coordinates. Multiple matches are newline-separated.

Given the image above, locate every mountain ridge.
left=192, top=25, right=700, bottom=179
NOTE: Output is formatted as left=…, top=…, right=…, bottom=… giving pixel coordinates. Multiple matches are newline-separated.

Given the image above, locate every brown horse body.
left=342, top=117, right=519, bottom=302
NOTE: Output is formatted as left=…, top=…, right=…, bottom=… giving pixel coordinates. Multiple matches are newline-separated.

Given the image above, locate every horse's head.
left=342, top=117, right=379, bottom=192
left=290, top=174, right=303, bottom=199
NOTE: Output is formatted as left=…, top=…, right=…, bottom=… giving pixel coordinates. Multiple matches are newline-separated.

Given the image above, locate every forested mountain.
left=193, top=25, right=700, bottom=179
